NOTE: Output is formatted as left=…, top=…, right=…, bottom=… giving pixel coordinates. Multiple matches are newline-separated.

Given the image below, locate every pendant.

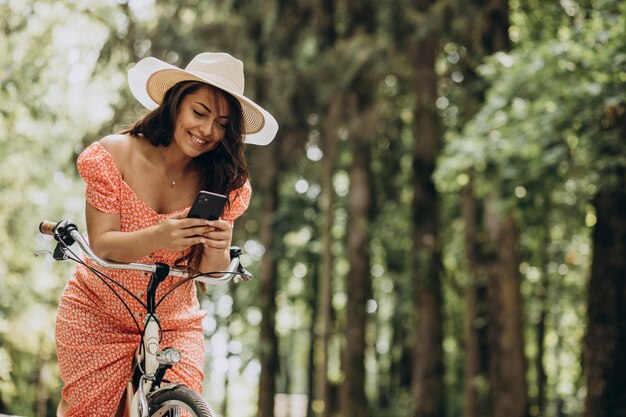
left=171, top=181, right=176, bottom=187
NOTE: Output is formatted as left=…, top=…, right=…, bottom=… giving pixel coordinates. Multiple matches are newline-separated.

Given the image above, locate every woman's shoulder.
left=78, top=134, right=130, bottom=161
left=97, top=134, right=152, bottom=172
left=99, top=133, right=129, bottom=147
left=77, top=134, right=138, bottom=178
left=98, top=134, right=132, bottom=162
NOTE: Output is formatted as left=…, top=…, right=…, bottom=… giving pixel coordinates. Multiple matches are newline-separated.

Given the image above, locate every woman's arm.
left=86, top=203, right=213, bottom=262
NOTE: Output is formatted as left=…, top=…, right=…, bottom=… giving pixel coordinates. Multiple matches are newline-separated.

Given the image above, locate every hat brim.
left=128, top=57, right=277, bottom=146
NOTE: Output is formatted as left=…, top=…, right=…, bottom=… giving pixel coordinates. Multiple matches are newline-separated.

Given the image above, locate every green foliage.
left=0, top=1, right=118, bottom=413
left=434, top=1, right=625, bottom=415
left=437, top=0, right=625, bottom=197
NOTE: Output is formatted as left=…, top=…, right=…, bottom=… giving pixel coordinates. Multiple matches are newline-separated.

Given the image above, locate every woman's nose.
left=199, top=121, right=213, bottom=137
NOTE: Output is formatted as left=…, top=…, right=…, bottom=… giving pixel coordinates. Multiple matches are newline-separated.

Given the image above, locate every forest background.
left=1, top=0, right=625, bottom=417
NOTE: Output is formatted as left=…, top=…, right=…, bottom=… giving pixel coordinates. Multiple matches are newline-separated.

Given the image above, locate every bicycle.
left=37, top=219, right=252, bottom=417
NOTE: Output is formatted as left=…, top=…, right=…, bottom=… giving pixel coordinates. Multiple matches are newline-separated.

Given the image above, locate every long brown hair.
left=124, top=80, right=249, bottom=274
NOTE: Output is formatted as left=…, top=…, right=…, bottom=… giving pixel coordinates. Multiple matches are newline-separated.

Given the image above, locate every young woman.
left=55, top=52, right=277, bottom=416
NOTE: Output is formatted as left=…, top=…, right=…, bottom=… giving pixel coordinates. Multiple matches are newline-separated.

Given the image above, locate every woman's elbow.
left=88, top=237, right=114, bottom=260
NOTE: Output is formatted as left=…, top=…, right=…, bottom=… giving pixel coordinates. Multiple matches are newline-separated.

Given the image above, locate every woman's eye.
left=193, top=110, right=205, bottom=117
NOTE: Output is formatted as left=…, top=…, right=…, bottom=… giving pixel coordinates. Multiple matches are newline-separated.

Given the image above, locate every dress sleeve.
left=222, top=179, right=251, bottom=223
left=76, top=143, right=121, bottom=214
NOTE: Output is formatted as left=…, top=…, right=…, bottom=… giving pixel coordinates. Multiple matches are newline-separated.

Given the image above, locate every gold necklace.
left=158, top=147, right=177, bottom=187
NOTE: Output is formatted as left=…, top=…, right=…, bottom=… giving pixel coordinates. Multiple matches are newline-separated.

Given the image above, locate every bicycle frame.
left=130, top=263, right=175, bottom=417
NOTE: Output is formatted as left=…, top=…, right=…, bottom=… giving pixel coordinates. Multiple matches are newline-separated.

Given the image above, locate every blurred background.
left=1, top=0, right=625, bottom=416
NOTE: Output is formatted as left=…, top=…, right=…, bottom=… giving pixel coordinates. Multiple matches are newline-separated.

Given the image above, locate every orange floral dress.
left=55, top=142, right=251, bottom=416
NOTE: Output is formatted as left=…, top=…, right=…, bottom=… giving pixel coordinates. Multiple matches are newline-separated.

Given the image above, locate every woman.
left=55, top=52, right=277, bottom=416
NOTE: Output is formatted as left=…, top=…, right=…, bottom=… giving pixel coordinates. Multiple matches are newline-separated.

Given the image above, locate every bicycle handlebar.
left=39, top=220, right=56, bottom=236
left=39, top=220, right=251, bottom=285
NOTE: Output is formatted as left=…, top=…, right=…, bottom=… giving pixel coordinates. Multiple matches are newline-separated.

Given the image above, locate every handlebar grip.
left=39, top=221, right=57, bottom=236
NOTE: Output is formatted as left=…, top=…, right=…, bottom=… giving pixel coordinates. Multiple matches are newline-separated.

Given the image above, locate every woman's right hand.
left=155, top=209, right=214, bottom=252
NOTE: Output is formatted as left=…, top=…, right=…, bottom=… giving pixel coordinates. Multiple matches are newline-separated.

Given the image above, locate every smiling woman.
left=53, top=51, right=278, bottom=417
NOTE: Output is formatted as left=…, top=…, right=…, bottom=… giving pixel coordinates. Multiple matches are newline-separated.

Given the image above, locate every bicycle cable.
left=56, top=238, right=146, bottom=334
left=154, top=270, right=249, bottom=310
left=62, top=243, right=166, bottom=372
left=53, top=234, right=247, bottom=355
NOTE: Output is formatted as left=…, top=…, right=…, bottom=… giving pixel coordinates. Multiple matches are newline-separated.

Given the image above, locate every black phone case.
left=187, top=191, right=228, bottom=220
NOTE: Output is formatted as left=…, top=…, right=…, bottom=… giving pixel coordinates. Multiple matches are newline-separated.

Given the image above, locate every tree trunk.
left=480, top=0, right=510, bottom=53
left=456, top=2, right=513, bottom=415
left=583, top=184, right=626, bottom=417
left=462, top=173, right=490, bottom=417
left=484, top=195, right=528, bottom=417
left=408, top=32, right=445, bottom=417
left=534, top=203, right=551, bottom=416
left=339, top=100, right=375, bottom=417
left=256, top=143, right=280, bottom=417
left=312, top=94, right=342, bottom=417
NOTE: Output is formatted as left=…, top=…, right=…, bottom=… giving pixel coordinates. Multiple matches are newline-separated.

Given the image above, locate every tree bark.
left=462, top=173, right=490, bottom=417
left=339, top=100, right=375, bottom=417
left=534, top=203, right=551, bottom=416
left=256, top=143, right=280, bottom=417
left=312, top=94, right=343, bottom=417
left=484, top=195, right=528, bottom=417
left=457, top=2, right=511, bottom=416
left=408, top=32, right=445, bottom=417
left=583, top=184, right=626, bottom=417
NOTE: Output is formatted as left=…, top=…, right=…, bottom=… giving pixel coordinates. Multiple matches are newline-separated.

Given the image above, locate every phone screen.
left=187, top=191, right=228, bottom=220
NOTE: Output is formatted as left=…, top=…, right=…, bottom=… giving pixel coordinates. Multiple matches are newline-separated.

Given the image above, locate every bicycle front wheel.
left=148, top=385, right=213, bottom=417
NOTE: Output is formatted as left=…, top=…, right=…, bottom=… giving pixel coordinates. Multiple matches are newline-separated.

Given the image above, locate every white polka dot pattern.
left=55, top=141, right=250, bottom=416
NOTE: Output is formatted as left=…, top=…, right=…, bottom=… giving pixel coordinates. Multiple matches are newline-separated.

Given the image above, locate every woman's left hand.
left=201, top=219, right=233, bottom=252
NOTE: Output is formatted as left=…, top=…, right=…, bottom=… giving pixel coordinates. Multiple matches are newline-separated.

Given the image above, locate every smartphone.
left=187, top=191, right=228, bottom=220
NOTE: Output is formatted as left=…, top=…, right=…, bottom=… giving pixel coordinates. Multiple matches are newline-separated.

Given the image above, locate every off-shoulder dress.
left=55, top=142, right=251, bottom=416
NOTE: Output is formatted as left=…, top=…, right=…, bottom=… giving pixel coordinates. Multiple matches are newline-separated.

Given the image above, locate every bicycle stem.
left=146, top=263, right=170, bottom=313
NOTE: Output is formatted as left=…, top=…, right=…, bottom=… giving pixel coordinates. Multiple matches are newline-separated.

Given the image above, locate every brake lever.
left=237, top=265, right=253, bottom=282
left=32, top=243, right=68, bottom=261
left=52, top=241, right=68, bottom=260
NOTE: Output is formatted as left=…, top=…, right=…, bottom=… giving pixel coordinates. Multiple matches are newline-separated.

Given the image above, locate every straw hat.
left=128, top=52, right=278, bottom=146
